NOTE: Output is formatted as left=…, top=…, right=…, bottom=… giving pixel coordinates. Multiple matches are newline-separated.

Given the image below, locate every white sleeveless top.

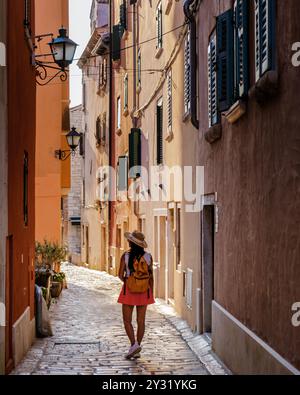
left=124, top=252, right=152, bottom=278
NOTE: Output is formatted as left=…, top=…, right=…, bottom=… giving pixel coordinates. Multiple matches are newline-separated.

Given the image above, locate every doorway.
left=202, top=205, right=215, bottom=334
left=85, top=226, right=89, bottom=265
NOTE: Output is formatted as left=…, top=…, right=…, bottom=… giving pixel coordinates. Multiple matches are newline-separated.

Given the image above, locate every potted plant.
left=35, top=240, right=68, bottom=300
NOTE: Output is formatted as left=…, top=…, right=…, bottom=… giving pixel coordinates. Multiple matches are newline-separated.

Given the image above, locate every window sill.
left=116, top=128, right=122, bottom=136
left=155, top=47, right=163, bottom=59
left=249, top=70, right=279, bottom=104
left=204, top=123, right=222, bottom=144
left=224, top=100, right=246, bottom=124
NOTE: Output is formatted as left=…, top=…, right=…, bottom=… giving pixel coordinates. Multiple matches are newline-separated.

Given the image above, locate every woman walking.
left=117, top=231, right=155, bottom=359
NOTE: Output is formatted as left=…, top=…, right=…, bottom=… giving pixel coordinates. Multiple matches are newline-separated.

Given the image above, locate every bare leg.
left=136, top=305, right=147, bottom=345
left=122, top=304, right=135, bottom=346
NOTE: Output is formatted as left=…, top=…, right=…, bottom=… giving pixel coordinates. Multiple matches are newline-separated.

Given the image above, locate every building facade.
left=78, top=0, right=110, bottom=270
left=196, top=0, right=300, bottom=374
left=1, top=0, right=37, bottom=374
left=35, top=0, right=71, bottom=246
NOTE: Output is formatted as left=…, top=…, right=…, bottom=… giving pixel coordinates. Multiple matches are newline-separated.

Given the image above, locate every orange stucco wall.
left=35, top=0, right=70, bottom=243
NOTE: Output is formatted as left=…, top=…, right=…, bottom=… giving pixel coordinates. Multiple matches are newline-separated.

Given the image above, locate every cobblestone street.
left=12, top=263, right=228, bottom=375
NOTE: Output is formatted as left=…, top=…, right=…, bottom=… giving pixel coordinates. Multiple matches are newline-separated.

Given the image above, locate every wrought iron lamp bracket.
left=55, top=149, right=74, bottom=161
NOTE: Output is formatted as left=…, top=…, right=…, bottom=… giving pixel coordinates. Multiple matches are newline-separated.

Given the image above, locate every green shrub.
left=35, top=240, right=68, bottom=271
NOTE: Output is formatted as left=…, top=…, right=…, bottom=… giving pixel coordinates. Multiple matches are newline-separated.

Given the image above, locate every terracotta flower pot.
left=51, top=281, right=62, bottom=298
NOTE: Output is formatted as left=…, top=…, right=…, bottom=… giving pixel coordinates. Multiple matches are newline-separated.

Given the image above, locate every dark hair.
left=128, top=241, right=145, bottom=273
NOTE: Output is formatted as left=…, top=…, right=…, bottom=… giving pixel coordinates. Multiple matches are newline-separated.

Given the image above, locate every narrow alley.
left=11, top=263, right=227, bottom=376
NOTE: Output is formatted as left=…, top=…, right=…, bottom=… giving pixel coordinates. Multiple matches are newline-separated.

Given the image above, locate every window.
left=167, top=70, right=172, bottom=131
left=82, top=179, right=86, bottom=207
left=118, top=156, right=128, bottom=192
left=129, top=128, right=141, bottom=178
left=24, top=0, right=31, bottom=26
left=254, top=0, right=276, bottom=82
left=79, top=133, right=85, bottom=157
left=117, top=96, right=121, bottom=130
left=112, top=25, right=121, bottom=61
left=95, top=116, right=101, bottom=146
left=156, top=100, right=163, bottom=165
left=120, top=1, right=127, bottom=34
left=234, top=0, right=249, bottom=99
left=156, top=1, right=163, bottom=49
left=102, top=113, right=107, bottom=143
left=23, top=151, right=29, bottom=226
left=184, top=29, right=191, bottom=115
left=137, top=48, right=142, bottom=88
left=82, top=83, right=86, bottom=111
left=99, top=57, right=107, bottom=89
left=117, top=227, right=122, bottom=248
left=124, top=74, right=128, bottom=112
left=208, top=31, right=218, bottom=127
left=216, top=9, right=234, bottom=112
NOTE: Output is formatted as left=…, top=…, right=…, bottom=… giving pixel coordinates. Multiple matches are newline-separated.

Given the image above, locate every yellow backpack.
left=126, top=254, right=150, bottom=294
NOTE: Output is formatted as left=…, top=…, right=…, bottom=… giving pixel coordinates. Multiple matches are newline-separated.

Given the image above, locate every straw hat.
left=124, top=230, right=148, bottom=249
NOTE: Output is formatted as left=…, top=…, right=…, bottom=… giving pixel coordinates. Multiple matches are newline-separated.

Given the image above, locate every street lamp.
left=55, top=127, right=81, bottom=161
left=48, top=28, right=78, bottom=70
left=34, top=27, right=78, bottom=86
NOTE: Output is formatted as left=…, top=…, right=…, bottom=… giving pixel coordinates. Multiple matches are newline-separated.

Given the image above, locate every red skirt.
left=117, top=283, right=155, bottom=306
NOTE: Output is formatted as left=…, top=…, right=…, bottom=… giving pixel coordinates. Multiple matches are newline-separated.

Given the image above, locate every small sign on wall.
left=0, top=42, right=6, bottom=66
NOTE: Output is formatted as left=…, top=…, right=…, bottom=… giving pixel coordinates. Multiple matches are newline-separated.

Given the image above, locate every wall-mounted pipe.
left=184, top=0, right=199, bottom=130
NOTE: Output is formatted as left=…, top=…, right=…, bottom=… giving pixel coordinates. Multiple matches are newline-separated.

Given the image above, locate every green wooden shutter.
left=112, top=25, right=121, bottom=61
left=95, top=117, right=101, bottom=145
left=234, top=0, right=249, bottom=99
left=217, top=9, right=234, bottom=112
left=120, top=1, right=127, bottom=31
left=184, top=29, right=191, bottom=115
left=124, top=74, right=128, bottom=110
left=156, top=2, right=162, bottom=48
left=208, top=31, right=218, bottom=127
left=255, top=0, right=276, bottom=82
left=137, top=49, right=141, bottom=86
left=157, top=103, right=163, bottom=165
left=129, top=128, right=141, bottom=178
left=167, top=70, right=172, bottom=130
left=118, top=156, right=128, bottom=191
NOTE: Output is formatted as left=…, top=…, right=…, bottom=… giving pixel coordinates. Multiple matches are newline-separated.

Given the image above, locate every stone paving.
left=12, top=263, right=229, bottom=375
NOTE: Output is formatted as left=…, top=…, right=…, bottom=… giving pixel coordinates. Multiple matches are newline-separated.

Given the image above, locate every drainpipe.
left=184, top=0, right=199, bottom=130
left=132, top=2, right=137, bottom=129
